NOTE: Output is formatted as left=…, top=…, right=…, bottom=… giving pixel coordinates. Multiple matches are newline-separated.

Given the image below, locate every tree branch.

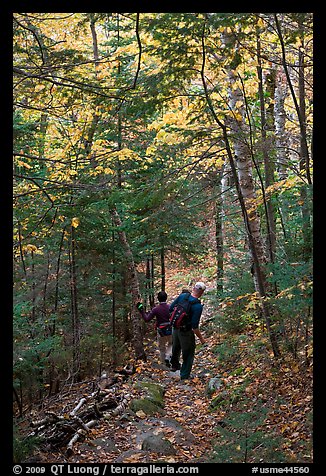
left=133, top=13, right=142, bottom=89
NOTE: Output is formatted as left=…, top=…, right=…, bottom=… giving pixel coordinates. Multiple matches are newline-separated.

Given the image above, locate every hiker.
left=169, top=282, right=206, bottom=381
left=136, top=291, right=172, bottom=368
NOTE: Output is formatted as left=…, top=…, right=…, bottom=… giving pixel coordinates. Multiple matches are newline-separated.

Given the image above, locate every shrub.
left=13, top=427, right=41, bottom=464
left=210, top=399, right=286, bottom=463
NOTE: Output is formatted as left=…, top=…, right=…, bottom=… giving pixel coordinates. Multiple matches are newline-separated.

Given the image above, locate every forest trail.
left=13, top=11, right=314, bottom=468
left=27, top=304, right=223, bottom=464
left=18, top=293, right=313, bottom=465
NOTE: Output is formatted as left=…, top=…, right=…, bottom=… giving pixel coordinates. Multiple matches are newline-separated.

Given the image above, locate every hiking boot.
left=170, top=363, right=181, bottom=372
left=165, top=359, right=171, bottom=368
left=169, top=370, right=180, bottom=378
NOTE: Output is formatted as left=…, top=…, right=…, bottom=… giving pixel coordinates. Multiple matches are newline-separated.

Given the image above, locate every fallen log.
left=109, top=394, right=131, bottom=417
left=66, top=419, right=97, bottom=456
left=70, top=398, right=87, bottom=417
left=27, top=366, right=136, bottom=455
left=30, top=412, right=64, bottom=429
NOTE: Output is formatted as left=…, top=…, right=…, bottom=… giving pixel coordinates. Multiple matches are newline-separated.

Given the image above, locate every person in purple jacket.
left=136, top=291, right=172, bottom=368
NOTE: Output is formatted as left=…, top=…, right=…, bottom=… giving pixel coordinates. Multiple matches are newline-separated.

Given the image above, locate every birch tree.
left=274, top=67, right=289, bottom=181
left=200, top=19, right=281, bottom=357
left=221, top=28, right=268, bottom=278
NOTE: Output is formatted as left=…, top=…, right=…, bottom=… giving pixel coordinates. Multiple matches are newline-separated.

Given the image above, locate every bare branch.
left=133, top=13, right=142, bottom=89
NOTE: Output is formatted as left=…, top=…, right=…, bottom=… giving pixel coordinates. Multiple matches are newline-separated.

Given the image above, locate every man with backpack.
left=136, top=291, right=172, bottom=368
left=169, top=282, right=206, bottom=381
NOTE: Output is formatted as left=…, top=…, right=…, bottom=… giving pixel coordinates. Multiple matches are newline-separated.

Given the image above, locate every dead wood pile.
left=28, top=365, right=135, bottom=456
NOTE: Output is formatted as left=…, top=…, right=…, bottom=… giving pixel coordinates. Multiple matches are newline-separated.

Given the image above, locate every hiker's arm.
left=193, top=328, right=205, bottom=344
left=137, top=306, right=156, bottom=322
left=191, top=303, right=205, bottom=343
left=143, top=308, right=157, bottom=322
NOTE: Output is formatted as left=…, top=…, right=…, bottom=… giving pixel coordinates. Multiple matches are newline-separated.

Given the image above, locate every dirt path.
left=22, top=298, right=313, bottom=464
left=32, top=309, right=222, bottom=464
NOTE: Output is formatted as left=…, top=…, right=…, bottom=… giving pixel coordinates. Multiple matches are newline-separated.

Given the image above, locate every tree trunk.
left=17, top=220, right=27, bottom=277
left=150, top=254, right=155, bottom=307
left=160, top=245, right=166, bottom=292
left=274, top=67, right=289, bottom=180
left=273, top=67, right=291, bottom=251
left=145, top=257, right=150, bottom=309
left=275, top=16, right=312, bottom=261
left=53, top=227, right=66, bottom=334
left=38, top=113, right=48, bottom=170
left=13, top=385, right=23, bottom=418
left=256, top=36, right=277, bottom=266
left=223, top=131, right=281, bottom=359
left=222, top=29, right=267, bottom=276
left=111, top=208, right=146, bottom=361
left=42, top=251, right=50, bottom=322
left=111, top=229, right=117, bottom=366
left=274, top=14, right=311, bottom=185
left=69, top=225, right=81, bottom=381
left=297, top=27, right=312, bottom=261
left=201, top=25, right=280, bottom=358
left=222, top=31, right=280, bottom=357
left=122, top=272, right=131, bottom=342
left=31, top=250, right=36, bottom=332
left=84, top=15, right=101, bottom=168
left=214, top=169, right=224, bottom=293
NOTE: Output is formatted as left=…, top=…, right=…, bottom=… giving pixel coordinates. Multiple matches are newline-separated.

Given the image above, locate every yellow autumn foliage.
left=71, top=217, right=80, bottom=228
left=110, top=148, right=140, bottom=161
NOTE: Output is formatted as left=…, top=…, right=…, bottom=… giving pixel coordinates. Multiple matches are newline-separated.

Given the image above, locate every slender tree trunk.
left=111, top=229, right=117, bottom=366
left=297, top=26, right=312, bottom=261
left=42, top=251, right=50, bottom=323
left=150, top=254, right=155, bottom=307
left=256, top=36, right=277, bottom=266
left=273, top=67, right=291, bottom=253
left=69, top=225, right=81, bottom=381
left=17, top=220, right=27, bottom=277
left=13, top=385, right=23, bottom=417
left=160, top=245, right=165, bottom=291
left=222, top=31, right=280, bottom=357
left=274, top=67, right=289, bottom=180
left=145, top=257, right=150, bottom=309
left=122, top=272, right=131, bottom=342
left=274, top=14, right=311, bottom=185
left=219, top=159, right=233, bottom=295
left=53, top=227, right=66, bottom=335
left=214, top=170, right=224, bottom=293
left=111, top=209, right=146, bottom=361
left=47, top=229, right=66, bottom=395
left=215, top=199, right=223, bottom=293
left=201, top=24, right=280, bottom=358
left=38, top=113, right=48, bottom=170
left=84, top=15, right=101, bottom=168
left=116, top=13, right=123, bottom=187
left=145, top=255, right=155, bottom=307
left=274, top=14, right=312, bottom=261
left=30, top=250, right=36, bottom=335
left=222, top=30, right=267, bottom=275
left=223, top=129, right=281, bottom=358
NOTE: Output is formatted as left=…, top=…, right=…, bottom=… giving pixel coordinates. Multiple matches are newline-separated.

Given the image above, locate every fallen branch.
left=27, top=366, right=136, bottom=455
left=70, top=398, right=87, bottom=417
left=110, top=395, right=131, bottom=417
left=66, top=419, right=97, bottom=456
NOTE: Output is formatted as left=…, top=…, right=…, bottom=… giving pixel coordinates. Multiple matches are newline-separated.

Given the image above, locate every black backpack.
left=169, top=292, right=193, bottom=330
